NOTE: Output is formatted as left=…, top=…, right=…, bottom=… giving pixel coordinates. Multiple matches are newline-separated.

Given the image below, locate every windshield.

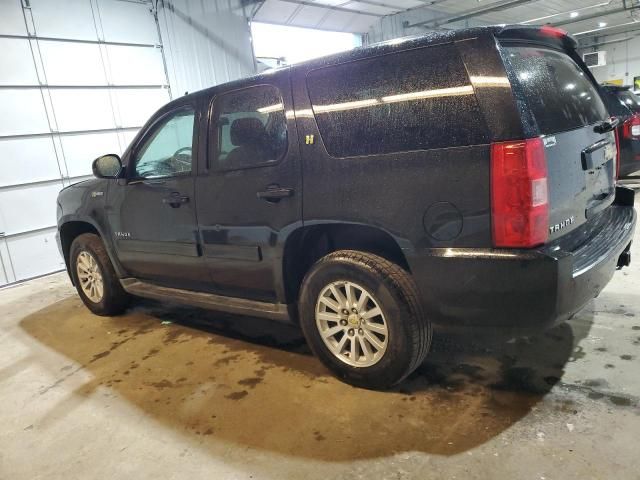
left=503, top=45, right=608, bottom=134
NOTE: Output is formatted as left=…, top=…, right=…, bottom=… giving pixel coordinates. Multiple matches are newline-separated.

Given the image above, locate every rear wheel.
left=70, top=233, right=129, bottom=316
left=298, top=250, right=431, bottom=389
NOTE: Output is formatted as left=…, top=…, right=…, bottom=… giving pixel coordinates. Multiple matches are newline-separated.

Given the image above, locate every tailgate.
left=499, top=42, right=616, bottom=241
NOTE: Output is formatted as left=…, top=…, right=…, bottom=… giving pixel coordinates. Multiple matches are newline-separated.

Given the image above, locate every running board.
left=120, top=278, right=291, bottom=322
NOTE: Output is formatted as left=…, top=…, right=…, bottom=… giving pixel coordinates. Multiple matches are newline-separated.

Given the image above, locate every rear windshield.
left=616, top=90, right=640, bottom=113
left=503, top=45, right=608, bottom=134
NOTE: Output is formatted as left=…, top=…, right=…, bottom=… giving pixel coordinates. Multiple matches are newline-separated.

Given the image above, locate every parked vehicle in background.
left=57, top=25, right=636, bottom=389
left=600, top=84, right=640, bottom=177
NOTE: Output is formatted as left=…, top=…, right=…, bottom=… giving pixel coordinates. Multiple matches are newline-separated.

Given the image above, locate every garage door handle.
left=162, top=193, right=190, bottom=207
left=257, top=186, right=293, bottom=203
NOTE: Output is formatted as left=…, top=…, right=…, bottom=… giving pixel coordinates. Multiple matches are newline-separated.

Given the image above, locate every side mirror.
left=92, top=154, right=123, bottom=179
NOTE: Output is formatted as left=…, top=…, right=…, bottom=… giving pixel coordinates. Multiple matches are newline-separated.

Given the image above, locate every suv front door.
left=195, top=77, right=302, bottom=302
left=108, top=104, right=207, bottom=288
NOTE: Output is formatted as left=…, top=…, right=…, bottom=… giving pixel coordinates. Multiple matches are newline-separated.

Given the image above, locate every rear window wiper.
left=594, top=117, right=620, bottom=134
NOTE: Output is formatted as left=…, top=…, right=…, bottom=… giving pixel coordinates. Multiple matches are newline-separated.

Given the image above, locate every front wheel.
left=70, top=233, right=129, bottom=316
left=298, top=250, right=431, bottom=389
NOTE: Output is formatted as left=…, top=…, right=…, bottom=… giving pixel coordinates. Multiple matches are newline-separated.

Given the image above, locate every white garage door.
left=0, top=0, right=171, bottom=285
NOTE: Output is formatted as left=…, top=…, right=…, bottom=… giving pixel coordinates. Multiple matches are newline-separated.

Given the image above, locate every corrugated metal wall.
left=157, top=0, right=256, bottom=97
left=0, top=0, right=254, bottom=286
left=587, top=35, right=640, bottom=88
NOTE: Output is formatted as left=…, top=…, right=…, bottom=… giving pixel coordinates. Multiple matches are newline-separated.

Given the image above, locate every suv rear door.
left=195, top=73, right=302, bottom=302
left=497, top=31, right=616, bottom=240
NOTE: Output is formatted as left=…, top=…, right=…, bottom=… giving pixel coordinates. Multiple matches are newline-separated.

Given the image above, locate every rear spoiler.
left=495, top=25, right=578, bottom=51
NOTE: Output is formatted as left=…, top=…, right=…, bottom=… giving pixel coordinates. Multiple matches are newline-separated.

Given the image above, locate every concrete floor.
left=1, top=197, right=639, bottom=479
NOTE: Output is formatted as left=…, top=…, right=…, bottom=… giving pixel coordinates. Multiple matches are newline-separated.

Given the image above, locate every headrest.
left=230, top=117, right=266, bottom=147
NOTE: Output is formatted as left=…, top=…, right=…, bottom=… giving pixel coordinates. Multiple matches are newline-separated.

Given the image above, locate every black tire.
left=69, top=233, right=129, bottom=316
left=298, top=250, right=432, bottom=389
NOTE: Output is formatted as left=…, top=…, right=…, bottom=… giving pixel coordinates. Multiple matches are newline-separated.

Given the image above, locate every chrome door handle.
left=256, top=185, right=294, bottom=203
left=162, top=192, right=189, bottom=207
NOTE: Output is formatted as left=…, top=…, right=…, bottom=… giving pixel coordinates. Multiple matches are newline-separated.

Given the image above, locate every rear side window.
left=306, top=44, right=489, bottom=158
left=503, top=46, right=608, bottom=134
left=211, top=85, right=287, bottom=170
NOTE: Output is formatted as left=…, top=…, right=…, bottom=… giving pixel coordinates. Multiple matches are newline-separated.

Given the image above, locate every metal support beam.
left=415, top=0, right=454, bottom=5
left=0, top=84, right=168, bottom=90
left=345, top=0, right=403, bottom=10
left=520, top=1, right=611, bottom=25
left=575, top=20, right=640, bottom=37
left=275, top=0, right=385, bottom=17
left=0, top=174, right=92, bottom=192
left=405, top=0, right=536, bottom=29
left=0, top=33, right=160, bottom=48
left=281, top=0, right=401, bottom=11
left=0, top=126, right=141, bottom=142
left=552, top=5, right=638, bottom=27
left=579, top=32, right=640, bottom=49
left=408, top=0, right=455, bottom=8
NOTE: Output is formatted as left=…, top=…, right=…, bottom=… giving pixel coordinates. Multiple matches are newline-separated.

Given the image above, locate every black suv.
left=57, top=25, right=636, bottom=389
left=600, top=84, right=640, bottom=177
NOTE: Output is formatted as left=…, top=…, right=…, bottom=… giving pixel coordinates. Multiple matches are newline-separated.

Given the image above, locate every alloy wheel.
left=315, top=281, right=389, bottom=367
left=76, top=251, right=104, bottom=303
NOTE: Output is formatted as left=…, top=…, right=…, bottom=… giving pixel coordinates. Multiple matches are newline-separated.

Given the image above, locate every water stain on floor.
left=18, top=297, right=635, bottom=461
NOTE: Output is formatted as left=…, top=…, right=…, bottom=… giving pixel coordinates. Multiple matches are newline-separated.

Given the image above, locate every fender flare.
left=58, top=214, right=126, bottom=279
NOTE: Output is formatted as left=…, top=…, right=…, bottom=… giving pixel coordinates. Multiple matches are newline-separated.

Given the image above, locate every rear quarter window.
left=306, top=44, right=489, bottom=158
left=502, top=45, right=608, bottom=135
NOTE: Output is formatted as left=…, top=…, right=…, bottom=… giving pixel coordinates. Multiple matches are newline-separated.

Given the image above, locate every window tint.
left=306, top=44, right=489, bottom=158
left=503, top=46, right=608, bottom=134
left=134, top=109, right=195, bottom=179
left=211, top=85, right=287, bottom=169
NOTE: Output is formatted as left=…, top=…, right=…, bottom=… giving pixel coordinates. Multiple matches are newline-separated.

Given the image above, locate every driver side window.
left=133, top=109, right=195, bottom=179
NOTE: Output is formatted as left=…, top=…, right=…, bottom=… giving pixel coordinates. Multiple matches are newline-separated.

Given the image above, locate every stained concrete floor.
left=1, top=198, right=639, bottom=479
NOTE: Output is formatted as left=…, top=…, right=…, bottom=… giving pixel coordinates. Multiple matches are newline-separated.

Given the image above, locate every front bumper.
left=406, top=187, right=636, bottom=333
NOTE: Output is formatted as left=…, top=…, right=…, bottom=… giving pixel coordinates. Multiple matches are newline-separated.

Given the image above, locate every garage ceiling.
left=252, top=0, right=640, bottom=37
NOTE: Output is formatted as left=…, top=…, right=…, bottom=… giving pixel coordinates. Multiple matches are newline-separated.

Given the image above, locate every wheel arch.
left=281, top=222, right=411, bottom=310
left=58, top=219, right=123, bottom=283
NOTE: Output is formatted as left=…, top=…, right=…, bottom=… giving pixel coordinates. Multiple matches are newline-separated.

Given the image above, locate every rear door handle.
left=593, top=117, right=619, bottom=134
left=256, top=185, right=294, bottom=203
left=162, top=192, right=190, bottom=207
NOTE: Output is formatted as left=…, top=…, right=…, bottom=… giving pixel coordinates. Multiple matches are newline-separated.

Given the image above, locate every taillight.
left=491, top=138, right=549, bottom=248
left=540, top=26, right=567, bottom=38
left=623, top=114, right=640, bottom=139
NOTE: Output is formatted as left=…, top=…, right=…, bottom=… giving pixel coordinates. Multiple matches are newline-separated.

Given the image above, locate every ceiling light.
left=570, top=11, right=579, bottom=18
left=599, top=21, right=607, bottom=27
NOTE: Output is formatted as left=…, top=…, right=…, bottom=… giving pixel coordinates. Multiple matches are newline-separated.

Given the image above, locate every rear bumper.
left=406, top=187, right=636, bottom=333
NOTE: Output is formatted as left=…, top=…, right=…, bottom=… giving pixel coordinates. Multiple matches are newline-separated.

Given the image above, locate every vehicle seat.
left=226, top=117, right=268, bottom=167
